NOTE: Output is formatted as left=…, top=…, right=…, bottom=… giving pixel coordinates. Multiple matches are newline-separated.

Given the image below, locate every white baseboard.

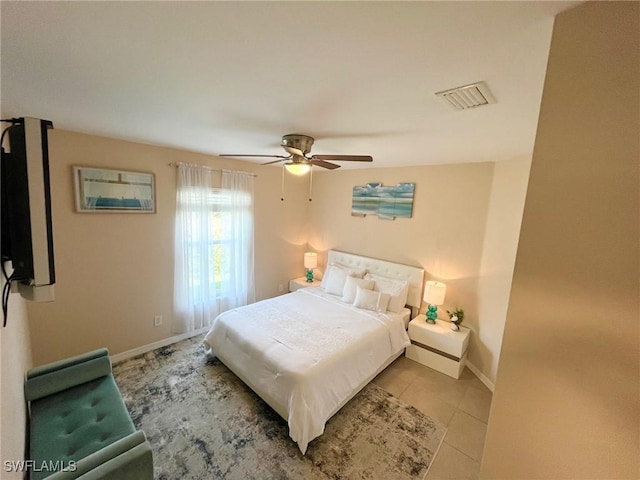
left=466, top=360, right=495, bottom=392
left=110, top=327, right=209, bottom=364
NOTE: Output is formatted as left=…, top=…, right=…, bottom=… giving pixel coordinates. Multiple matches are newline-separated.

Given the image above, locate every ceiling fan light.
left=284, top=163, right=311, bottom=176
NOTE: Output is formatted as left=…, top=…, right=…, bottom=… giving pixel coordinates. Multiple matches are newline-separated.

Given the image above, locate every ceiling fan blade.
left=312, top=155, right=373, bottom=162
left=310, top=159, right=341, bottom=170
left=219, top=154, right=289, bottom=159
left=282, top=145, right=305, bottom=157
left=261, top=159, right=287, bottom=165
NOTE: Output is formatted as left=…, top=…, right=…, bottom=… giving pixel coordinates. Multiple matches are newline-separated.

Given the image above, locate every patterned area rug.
left=113, top=335, right=446, bottom=480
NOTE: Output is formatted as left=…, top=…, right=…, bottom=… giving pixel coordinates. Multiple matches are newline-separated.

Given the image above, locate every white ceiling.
left=1, top=1, right=578, bottom=169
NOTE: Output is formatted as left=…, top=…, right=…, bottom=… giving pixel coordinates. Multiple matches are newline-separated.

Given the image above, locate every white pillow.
left=321, top=264, right=366, bottom=291
left=364, top=273, right=409, bottom=314
left=324, top=266, right=353, bottom=296
left=377, top=292, right=391, bottom=313
left=353, top=286, right=391, bottom=313
left=342, top=276, right=375, bottom=304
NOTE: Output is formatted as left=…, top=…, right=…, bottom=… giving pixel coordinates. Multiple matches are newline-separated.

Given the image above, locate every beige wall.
left=26, top=130, right=309, bottom=365
left=309, top=162, right=530, bottom=387
left=481, top=2, right=640, bottom=478
left=0, top=279, right=32, bottom=480
left=474, top=157, right=531, bottom=386
left=308, top=164, right=494, bottom=314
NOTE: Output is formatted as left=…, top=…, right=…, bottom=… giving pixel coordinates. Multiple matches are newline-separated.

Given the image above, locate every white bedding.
left=203, top=287, right=410, bottom=453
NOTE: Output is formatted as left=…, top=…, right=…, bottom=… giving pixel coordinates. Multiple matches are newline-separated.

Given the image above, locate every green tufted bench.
left=25, top=348, right=153, bottom=480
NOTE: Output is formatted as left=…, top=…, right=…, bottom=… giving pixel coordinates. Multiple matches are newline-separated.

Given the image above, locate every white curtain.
left=222, top=169, right=256, bottom=307
left=173, top=164, right=255, bottom=334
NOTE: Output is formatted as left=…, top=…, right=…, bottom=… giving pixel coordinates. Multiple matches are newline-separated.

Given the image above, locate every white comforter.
left=203, top=287, right=410, bottom=453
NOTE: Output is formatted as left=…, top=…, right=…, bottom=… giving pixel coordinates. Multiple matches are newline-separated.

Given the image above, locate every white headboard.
left=327, top=250, right=425, bottom=309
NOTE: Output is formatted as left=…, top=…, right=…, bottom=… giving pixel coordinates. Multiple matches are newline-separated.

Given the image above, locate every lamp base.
left=306, top=269, right=314, bottom=282
left=426, top=304, right=438, bottom=324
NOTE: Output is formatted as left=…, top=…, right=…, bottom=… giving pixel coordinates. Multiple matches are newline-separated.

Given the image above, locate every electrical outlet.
left=154, top=315, right=162, bottom=327
left=278, top=284, right=284, bottom=293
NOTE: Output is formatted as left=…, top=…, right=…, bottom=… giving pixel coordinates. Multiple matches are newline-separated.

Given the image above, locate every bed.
left=203, top=250, right=424, bottom=453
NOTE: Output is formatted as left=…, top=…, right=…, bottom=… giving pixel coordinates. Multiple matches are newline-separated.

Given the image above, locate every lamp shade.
left=285, top=163, right=311, bottom=176
left=424, top=281, right=446, bottom=305
left=304, top=252, right=318, bottom=269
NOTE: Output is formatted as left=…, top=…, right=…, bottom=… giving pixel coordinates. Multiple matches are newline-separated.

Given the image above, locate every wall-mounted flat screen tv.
left=1, top=117, right=55, bottom=301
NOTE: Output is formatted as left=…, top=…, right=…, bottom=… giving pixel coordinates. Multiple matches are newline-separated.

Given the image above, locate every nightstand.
left=289, top=276, right=321, bottom=292
left=405, top=315, right=470, bottom=379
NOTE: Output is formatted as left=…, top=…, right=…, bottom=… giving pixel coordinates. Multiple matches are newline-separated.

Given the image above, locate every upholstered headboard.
left=326, top=250, right=425, bottom=309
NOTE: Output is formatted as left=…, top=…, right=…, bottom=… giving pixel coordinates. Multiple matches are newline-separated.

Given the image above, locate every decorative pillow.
left=353, top=286, right=391, bottom=313
left=324, top=266, right=365, bottom=296
left=341, top=276, right=375, bottom=304
left=376, top=292, right=392, bottom=313
left=364, top=273, right=409, bottom=314
left=321, top=264, right=366, bottom=291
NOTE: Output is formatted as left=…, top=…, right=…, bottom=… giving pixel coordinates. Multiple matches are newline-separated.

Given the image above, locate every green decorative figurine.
left=426, top=304, right=438, bottom=324
left=306, top=268, right=314, bottom=282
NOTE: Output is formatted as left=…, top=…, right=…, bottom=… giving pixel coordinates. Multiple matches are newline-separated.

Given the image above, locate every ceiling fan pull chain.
left=281, top=163, right=285, bottom=202
left=308, top=167, right=313, bottom=202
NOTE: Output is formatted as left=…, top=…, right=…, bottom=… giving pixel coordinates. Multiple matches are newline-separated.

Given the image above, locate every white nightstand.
left=289, top=276, right=321, bottom=292
left=405, top=315, right=470, bottom=379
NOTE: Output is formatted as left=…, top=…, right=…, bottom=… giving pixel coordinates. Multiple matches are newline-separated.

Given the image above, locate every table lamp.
left=424, top=281, right=446, bottom=324
left=304, top=252, right=318, bottom=282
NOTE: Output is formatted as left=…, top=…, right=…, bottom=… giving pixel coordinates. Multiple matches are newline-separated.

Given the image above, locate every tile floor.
left=372, top=356, right=493, bottom=480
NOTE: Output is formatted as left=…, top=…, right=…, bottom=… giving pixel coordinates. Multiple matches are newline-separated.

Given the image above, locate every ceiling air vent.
left=435, top=81, right=496, bottom=110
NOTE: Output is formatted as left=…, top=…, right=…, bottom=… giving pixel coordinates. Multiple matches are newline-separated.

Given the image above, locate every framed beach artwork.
left=352, top=182, right=415, bottom=219
left=73, top=166, right=156, bottom=213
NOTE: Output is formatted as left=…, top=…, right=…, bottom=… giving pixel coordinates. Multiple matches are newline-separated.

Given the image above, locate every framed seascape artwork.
left=73, top=166, right=156, bottom=213
left=352, top=182, right=415, bottom=220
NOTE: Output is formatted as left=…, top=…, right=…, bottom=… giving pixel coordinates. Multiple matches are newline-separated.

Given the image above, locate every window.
left=180, top=188, right=230, bottom=297
left=173, top=165, right=254, bottom=333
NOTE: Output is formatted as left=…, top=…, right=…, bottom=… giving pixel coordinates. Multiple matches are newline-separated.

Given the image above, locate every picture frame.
left=351, top=182, right=415, bottom=220
left=73, top=166, right=156, bottom=213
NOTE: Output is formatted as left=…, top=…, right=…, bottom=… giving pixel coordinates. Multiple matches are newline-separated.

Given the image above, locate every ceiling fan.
left=220, top=134, right=373, bottom=175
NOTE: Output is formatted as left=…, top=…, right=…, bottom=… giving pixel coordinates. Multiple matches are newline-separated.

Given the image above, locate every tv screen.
left=1, top=117, right=55, bottom=290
